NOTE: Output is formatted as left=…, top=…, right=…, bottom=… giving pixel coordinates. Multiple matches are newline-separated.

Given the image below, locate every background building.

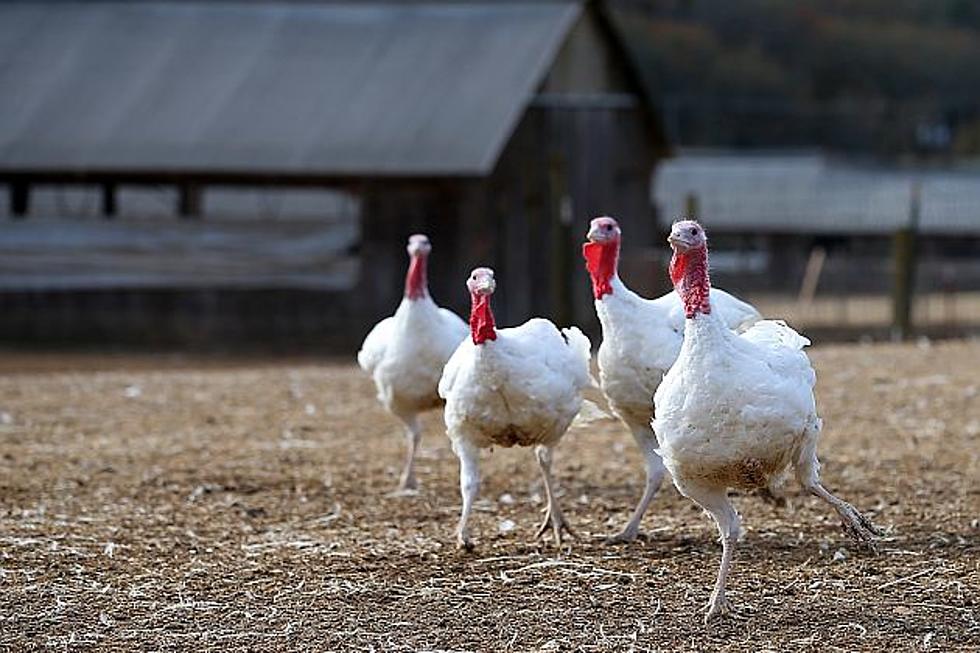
left=0, top=0, right=664, bottom=349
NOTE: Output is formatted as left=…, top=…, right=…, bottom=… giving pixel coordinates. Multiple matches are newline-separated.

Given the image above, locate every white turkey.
left=652, top=219, right=881, bottom=622
left=438, top=267, right=593, bottom=549
left=357, top=234, right=468, bottom=492
left=583, top=216, right=760, bottom=543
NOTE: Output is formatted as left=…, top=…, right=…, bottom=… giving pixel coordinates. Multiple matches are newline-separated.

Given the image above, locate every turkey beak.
left=586, top=224, right=602, bottom=242
left=408, top=242, right=430, bottom=257
left=477, top=277, right=496, bottom=295
left=667, top=232, right=687, bottom=250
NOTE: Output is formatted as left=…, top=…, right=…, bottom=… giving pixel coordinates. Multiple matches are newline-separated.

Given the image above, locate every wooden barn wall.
left=356, top=182, right=482, bottom=326
left=477, top=5, right=663, bottom=336
left=0, top=181, right=489, bottom=351
left=0, top=7, right=663, bottom=351
left=0, top=143, right=657, bottom=352
left=0, top=210, right=367, bottom=350
left=538, top=4, right=631, bottom=95
left=487, top=104, right=659, bottom=338
left=0, top=287, right=364, bottom=351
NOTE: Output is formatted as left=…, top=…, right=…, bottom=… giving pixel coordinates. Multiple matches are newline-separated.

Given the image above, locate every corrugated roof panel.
left=654, top=153, right=980, bottom=235
left=0, top=2, right=582, bottom=175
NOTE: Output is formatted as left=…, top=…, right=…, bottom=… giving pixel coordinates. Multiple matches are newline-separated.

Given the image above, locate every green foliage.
left=611, top=0, right=980, bottom=156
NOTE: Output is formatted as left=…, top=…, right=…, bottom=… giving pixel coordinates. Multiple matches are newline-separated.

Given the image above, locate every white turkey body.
left=652, top=219, right=880, bottom=622
left=357, top=234, right=468, bottom=492
left=359, top=297, right=467, bottom=417
left=439, top=267, right=593, bottom=549
left=583, top=216, right=760, bottom=542
left=653, top=315, right=816, bottom=492
left=440, top=318, right=592, bottom=450
left=596, top=279, right=760, bottom=426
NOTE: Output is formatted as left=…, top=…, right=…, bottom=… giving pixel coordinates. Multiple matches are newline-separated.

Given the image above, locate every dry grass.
left=1, top=340, right=979, bottom=651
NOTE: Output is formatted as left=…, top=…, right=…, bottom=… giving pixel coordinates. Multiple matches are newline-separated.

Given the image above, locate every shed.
left=0, top=0, right=666, bottom=348
left=653, top=151, right=980, bottom=295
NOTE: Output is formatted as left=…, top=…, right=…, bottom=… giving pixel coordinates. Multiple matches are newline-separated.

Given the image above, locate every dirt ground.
left=1, top=340, right=978, bottom=652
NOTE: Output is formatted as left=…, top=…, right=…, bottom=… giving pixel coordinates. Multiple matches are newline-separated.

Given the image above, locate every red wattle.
left=469, top=294, right=497, bottom=345
left=404, top=254, right=428, bottom=300
left=583, top=240, right=618, bottom=300
left=669, top=251, right=686, bottom=286
left=671, top=247, right=712, bottom=318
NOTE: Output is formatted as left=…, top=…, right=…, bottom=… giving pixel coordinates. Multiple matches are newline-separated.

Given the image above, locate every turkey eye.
left=689, top=227, right=698, bottom=235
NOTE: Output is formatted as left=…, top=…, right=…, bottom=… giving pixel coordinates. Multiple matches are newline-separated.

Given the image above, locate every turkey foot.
left=395, top=465, right=418, bottom=494
left=835, top=501, right=882, bottom=550
left=533, top=445, right=575, bottom=547
left=535, top=502, right=576, bottom=546
left=606, top=428, right=667, bottom=546
left=704, top=590, right=733, bottom=624
left=605, top=523, right=641, bottom=545
left=808, top=482, right=881, bottom=551
left=456, top=527, right=475, bottom=552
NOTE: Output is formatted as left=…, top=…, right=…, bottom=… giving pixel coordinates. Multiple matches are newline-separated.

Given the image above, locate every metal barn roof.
left=0, top=1, right=581, bottom=176
left=654, top=152, right=980, bottom=236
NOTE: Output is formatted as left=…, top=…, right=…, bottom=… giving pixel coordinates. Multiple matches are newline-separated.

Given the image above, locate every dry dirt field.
left=1, top=340, right=979, bottom=652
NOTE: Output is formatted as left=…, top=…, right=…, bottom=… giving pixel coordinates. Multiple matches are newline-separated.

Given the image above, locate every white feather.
left=595, top=276, right=761, bottom=428
left=653, top=312, right=817, bottom=489
left=359, top=295, right=468, bottom=416
left=440, top=318, right=593, bottom=450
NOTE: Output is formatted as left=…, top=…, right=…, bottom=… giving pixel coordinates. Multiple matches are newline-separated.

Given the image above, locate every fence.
left=654, top=151, right=980, bottom=339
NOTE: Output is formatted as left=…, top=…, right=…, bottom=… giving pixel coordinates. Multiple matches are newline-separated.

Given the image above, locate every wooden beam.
left=178, top=182, right=202, bottom=219
left=531, top=93, right=640, bottom=110
left=684, top=191, right=699, bottom=220
left=9, top=181, right=29, bottom=218
left=548, top=154, right=573, bottom=326
left=0, top=169, right=479, bottom=190
left=0, top=217, right=359, bottom=291
left=101, top=182, right=117, bottom=218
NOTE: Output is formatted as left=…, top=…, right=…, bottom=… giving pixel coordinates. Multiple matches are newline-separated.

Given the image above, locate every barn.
left=0, top=0, right=666, bottom=349
left=654, top=152, right=980, bottom=296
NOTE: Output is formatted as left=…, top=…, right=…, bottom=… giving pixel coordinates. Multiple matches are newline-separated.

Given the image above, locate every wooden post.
left=797, top=246, right=826, bottom=305
left=10, top=182, right=29, bottom=218
left=548, top=155, right=573, bottom=327
left=685, top=191, right=699, bottom=220
left=178, top=182, right=202, bottom=219
left=892, top=181, right=921, bottom=340
left=101, top=182, right=117, bottom=218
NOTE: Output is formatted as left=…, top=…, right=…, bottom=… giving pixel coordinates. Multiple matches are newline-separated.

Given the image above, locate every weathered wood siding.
left=479, top=5, right=663, bottom=336
left=0, top=3, right=665, bottom=350
left=0, top=217, right=358, bottom=291
left=486, top=104, right=659, bottom=336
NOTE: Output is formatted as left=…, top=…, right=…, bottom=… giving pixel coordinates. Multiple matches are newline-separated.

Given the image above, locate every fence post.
left=10, top=182, right=30, bottom=218
left=178, top=182, right=202, bottom=219
left=684, top=191, right=699, bottom=220
left=101, top=182, right=117, bottom=218
left=548, top=155, right=573, bottom=327
left=892, top=181, right=921, bottom=340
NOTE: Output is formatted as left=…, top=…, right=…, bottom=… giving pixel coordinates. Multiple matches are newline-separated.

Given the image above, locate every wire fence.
left=654, top=151, right=980, bottom=338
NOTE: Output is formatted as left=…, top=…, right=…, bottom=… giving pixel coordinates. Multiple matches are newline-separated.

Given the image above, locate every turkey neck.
left=404, top=253, right=429, bottom=300
left=583, top=240, right=620, bottom=300
left=469, top=293, right=497, bottom=345
left=671, top=246, right=712, bottom=319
